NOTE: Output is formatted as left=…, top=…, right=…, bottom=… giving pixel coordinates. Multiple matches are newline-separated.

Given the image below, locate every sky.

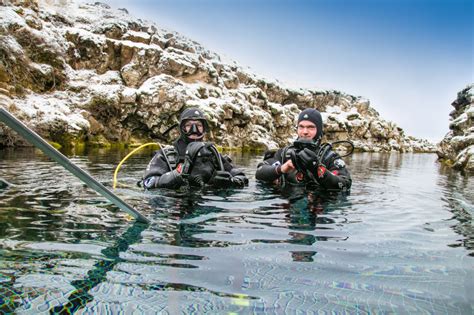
left=95, top=0, right=472, bottom=142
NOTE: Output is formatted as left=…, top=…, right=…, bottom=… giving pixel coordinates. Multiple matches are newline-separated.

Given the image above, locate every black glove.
left=230, top=175, right=248, bottom=187
left=295, top=148, right=320, bottom=173
left=210, top=170, right=233, bottom=188
left=210, top=171, right=249, bottom=188
left=188, top=173, right=205, bottom=187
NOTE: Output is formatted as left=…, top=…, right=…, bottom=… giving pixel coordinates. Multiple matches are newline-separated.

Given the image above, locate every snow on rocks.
left=437, top=84, right=474, bottom=171
left=0, top=1, right=434, bottom=152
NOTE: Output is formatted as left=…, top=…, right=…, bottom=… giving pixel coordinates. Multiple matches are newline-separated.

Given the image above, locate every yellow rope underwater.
left=113, top=142, right=163, bottom=189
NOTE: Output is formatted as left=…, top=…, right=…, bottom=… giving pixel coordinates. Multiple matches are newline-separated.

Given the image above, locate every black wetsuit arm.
left=316, top=152, right=352, bottom=191
left=255, top=162, right=280, bottom=182
left=142, top=150, right=185, bottom=189
left=154, top=170, right=185, bottom=189
left=255, top=149, right=283, bottom=183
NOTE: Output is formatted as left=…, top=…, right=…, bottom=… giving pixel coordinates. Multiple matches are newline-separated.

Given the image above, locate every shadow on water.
left=0, top=219, right=148, bottom=314
left=50, top=221, right=148, bottom=314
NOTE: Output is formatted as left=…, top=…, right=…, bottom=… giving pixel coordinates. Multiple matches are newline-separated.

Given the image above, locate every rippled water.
left=0, top=148, right=473, bottom=314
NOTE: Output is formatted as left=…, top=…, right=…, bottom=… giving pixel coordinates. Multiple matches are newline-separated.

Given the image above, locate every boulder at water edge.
left=437, top=84, right=474, bottom=172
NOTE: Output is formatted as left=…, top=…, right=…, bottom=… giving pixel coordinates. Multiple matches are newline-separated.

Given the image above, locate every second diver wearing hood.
left=255, top=108, right=352, bottom=191
left=142, top=107, right=248, bottom=190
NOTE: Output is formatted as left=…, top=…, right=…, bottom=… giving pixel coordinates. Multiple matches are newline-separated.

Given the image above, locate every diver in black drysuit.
left=255, top=108, right=352, bottom=192
left=142, top=107, right=248, bottom=190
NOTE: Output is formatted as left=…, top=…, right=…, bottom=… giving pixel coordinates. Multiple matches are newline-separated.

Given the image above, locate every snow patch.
left=0, top=7, right=27, bottom=30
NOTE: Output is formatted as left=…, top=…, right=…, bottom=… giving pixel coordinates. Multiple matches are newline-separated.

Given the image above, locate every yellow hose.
left=113, top=142, right=162, bottom=189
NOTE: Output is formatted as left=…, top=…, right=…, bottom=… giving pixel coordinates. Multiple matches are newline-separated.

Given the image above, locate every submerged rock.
left=437, top=84, right=474, bottom=172
left=0, top=1, right=434, bottom=152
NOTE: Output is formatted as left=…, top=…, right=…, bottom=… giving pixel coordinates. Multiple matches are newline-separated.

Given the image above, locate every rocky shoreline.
left=1, top=1, right=436, bottom=153
left=437, top=84, right=474, bottom=172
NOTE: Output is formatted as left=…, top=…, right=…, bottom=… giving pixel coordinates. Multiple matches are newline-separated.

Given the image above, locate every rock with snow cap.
left=0, top=0, right=435, bottom=152
left=437, top=84, right=474, bottom=171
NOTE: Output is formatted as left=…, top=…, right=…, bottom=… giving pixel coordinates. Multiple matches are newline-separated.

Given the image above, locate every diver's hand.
left=280, top=160, right=295, bottom=174
left=181, top=158, right=192, bottom=176
left=210, top=171, right=248, bottom=188
left=296, top=148, right=319, bottom=173
left=230, top=175, right=248, bottom=187
left=210, top=170, right=233, bottom=187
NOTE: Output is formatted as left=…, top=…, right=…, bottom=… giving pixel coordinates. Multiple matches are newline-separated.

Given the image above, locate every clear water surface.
left=0, top=148, right=472, bottom=314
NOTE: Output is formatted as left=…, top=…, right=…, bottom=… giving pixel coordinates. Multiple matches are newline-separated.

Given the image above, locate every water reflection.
left=438, top=163, right=474, bottom=256
left=142, top=179, right=354, bottom=268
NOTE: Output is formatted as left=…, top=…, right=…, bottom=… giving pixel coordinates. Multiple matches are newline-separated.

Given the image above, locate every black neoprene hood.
left=297, top=108, right=324, bottom=141
left=179, top=107, right=209, bottom=141
left=180, top=108, right=207, bottom=123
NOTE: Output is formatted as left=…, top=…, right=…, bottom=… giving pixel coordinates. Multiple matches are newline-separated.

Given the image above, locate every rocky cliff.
left=0, top=1, right=435, bottom=152
left=437, top=84, right=474, bottom=172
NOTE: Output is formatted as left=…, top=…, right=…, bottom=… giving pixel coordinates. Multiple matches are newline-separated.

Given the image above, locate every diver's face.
left=297, top=121, right=317, bottom=140
left=183, top=120, right=205, bottom=140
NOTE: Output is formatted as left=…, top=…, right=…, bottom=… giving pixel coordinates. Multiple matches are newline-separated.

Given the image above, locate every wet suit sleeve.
left=255, top=149, right=283, bottom=183
left=142, top=150, right=184, bottom=189
left=315, top=150, right=352, bottom=191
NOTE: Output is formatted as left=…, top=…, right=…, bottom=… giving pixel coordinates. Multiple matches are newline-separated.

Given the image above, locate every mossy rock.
left=438, top=158, right=454, bottom=167
left=85, top=135, right=112, bottom=148
left=47, top=141, right=62, bottom=150
left=216, top=145, right=266, bottom=153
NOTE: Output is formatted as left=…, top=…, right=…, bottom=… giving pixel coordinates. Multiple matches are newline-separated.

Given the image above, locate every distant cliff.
left=0, top=1, right=435, bottom=152
left=437, top=84, right=474, bottom=172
